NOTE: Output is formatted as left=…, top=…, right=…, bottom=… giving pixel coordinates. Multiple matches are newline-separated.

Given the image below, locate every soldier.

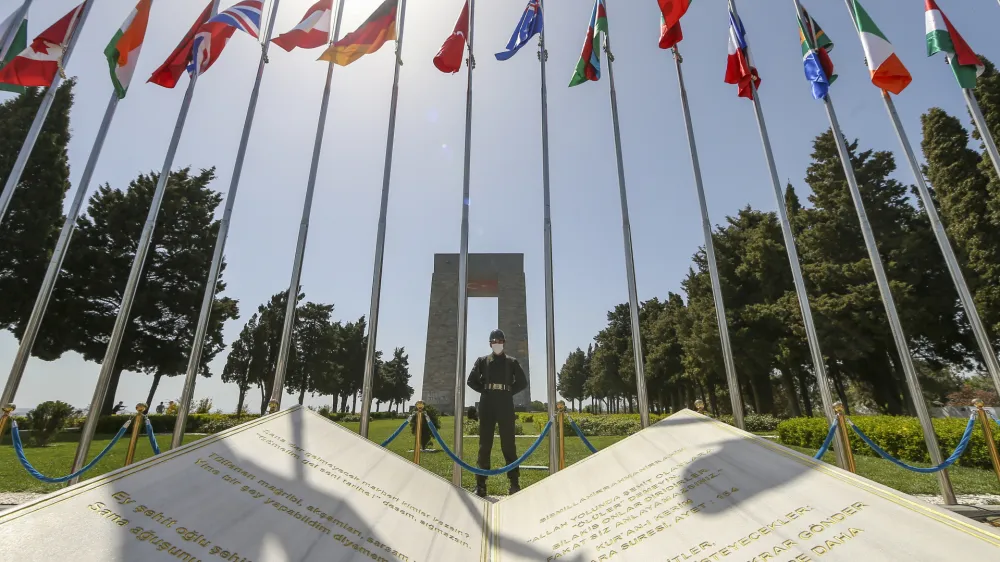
left=467, top=329, right=528, bottom=497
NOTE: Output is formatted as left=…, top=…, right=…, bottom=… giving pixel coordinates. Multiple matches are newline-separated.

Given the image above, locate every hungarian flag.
left=272, top=0, right=332, bottom=52
left=851, top=0, right=910, bottom=95
left=925, top=0, right=983, bottom=89
left=0, top=9, right=28, bottom=93
left=798, top=8, right=836, bottom=100
left=569, top=0, right=607, bottom=87
left=724, top=10, right=759, bottom=99
left=434, top=1, right=468, bottom=73
left=0, top=3, right=84, bottom=88
left=318, top=0, right=397, bottom=66
left=105, top=0, right=152, bottom=99
left=658, top=0, right=691, bottom=50
left=148, top=1, right=213, bottom=88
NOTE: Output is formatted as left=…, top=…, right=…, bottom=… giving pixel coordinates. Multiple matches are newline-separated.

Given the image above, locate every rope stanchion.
left=380, top=416, right=411, bottom=447
left=413, top=402, right=425, bottom=465
left=813, top=420, right=838, bottom=460
left=848, top=414, right=976, bottom=474
left=144, top=416, right=161, bottom=455
left=0, top=404, right=14, bottom=441
left=568, top=418, right=598, bottom=454
left=556, top=401, right=566, bottom=470
left=424, top=417, right=551, bottom=476
left=123, top=403, right=147, bottom=467
left=833, top=402, right=857, bottom=473
left=12, top=420, right=131, bottom=483
left=974, top=399, right=1000, bottom=486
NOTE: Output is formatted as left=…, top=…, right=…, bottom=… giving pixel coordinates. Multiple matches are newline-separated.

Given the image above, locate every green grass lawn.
left=2, top=417, right=999, bottom=499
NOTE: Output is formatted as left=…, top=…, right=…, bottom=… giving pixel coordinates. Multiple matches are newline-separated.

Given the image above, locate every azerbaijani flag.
left=105, top=0, right=152, bottom=99
left=658, top=0, right=691, bottom=49
left=569, top=0, right=607, bottom=87
left=851, top=0, right=910, bottom=95
left=925, top=0, right=982, bottom=89
left=318, top=0, right=397, bottom=66
left=798, top=8, right=835, bottom=100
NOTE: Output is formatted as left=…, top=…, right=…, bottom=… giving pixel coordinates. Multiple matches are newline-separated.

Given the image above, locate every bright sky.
left=1, top=0, right=993, bottom=414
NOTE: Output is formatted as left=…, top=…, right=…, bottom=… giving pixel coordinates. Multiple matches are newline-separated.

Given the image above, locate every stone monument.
left=420, top=253, right=530, bottom=414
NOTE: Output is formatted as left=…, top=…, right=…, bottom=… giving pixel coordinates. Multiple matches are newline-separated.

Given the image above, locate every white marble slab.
left=0, top=407, right=489, bottom=561
left=493, top=409, right=1000, bottom=561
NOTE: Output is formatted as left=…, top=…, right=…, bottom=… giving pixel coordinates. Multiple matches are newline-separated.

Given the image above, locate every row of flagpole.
left=2, top=0, right=1000, bottom=496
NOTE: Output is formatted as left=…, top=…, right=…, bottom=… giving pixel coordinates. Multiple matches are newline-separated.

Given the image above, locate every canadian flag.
left=0, top=3, right=85, bottom=88
left=272, top=0, right=333, bottom=52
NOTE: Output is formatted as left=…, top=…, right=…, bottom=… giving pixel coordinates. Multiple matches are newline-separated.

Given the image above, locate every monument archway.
left=421, top=253, right=530, bottom=414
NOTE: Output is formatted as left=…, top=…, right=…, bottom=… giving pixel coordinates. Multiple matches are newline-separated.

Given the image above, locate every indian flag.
left=852, top=0, right=910, bottom=95
left=105, top=0, right=152, bottom=99
left=925, top=0, right=983, bottom=89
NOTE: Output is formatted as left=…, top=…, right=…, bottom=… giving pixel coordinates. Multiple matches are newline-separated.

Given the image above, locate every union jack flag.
left=189, top=0, right=264, bottom=76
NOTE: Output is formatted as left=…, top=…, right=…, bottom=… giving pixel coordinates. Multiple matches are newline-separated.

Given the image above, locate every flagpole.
left=537, top=0, right=559, bottom=474
left=269, top=0, right=348, bottom=413
left=0, top=0, right=32, bottom=63
left=793, top=0, right=955, bottom=503
left=358, top=0, right=409, bottom=439
left=726, top=0, right=847, bottom=470
left=69, top=0, right=222, bottom=483
left=965, top=89, right=1000, bottom=206
left=670, top=45, right=743, bottom=428
left=0, top=93, right=119, bottom=411
left=841, top=0, right=1000, bottom=426
left=172, top=0, right=285, bottom=449
left=0, top=0, right=94, bottom=226
left=452, top=0, right=477, bottom=487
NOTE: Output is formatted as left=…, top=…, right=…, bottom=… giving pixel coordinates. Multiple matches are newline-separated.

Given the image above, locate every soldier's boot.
left=508, top=475, right=521, bottom=495
left=475, top=476, right=488, bottom=498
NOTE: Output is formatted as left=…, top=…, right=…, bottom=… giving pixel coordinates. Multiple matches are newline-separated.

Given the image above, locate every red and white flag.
left=148, top=1, right=213, bottom=88
left=434, top=1, right=468, bottom=74
left=272, top=0, right=332, bottom=51
left=0, top=3, right=84, bottom=88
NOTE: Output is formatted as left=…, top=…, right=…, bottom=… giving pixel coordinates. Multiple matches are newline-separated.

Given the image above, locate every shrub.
left=776, top=415, right=1000, bottom=469
left=464, top=419, right=525, bottom=436
left=410, top=405, right=442, bottom=449
left=538, top=413, right=668, bottom=436
left=718, top=413, right=782, bottom=433
left=194, top=398, right=213, bottom=414
left=24, top=401, right=77, bottom=446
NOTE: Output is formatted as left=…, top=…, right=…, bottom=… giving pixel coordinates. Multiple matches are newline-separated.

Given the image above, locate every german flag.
left=319, top=0, right=397, bottom=66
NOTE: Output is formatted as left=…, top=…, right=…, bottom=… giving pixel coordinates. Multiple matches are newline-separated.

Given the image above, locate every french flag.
left=272, top=0, right=332, bottom=52
left=188, top=0, right=264, bottom=77
left=724, top=11, right=760, bottom=99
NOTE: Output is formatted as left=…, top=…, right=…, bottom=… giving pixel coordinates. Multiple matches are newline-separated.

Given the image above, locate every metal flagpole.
left=358, top=0, right=409, bottom=439
left=840, top=0, right=1000, bottom=423
left=0, top=0, right=94, bottom=225
left=793, top=0, right=955, bottom=502
left=269, top=0, right=348, bottom=412
left=670, top=45, right=743, bottom=428
left=69, top=0, right=223, bottom=485
left=453, top=0, right=477, bottom=486
left=727, top=0, right=847, bottom=470
left=171, top=0, right=285, bottom=448
left=604, top=1, right=650, bottom=428
left=966, top=89, right=1000, bottom=219
left=0, top=0, right=32, bottom=63
left=1, top=93, right=118, bottom=411
left=537, top=0, right=559, bottom=474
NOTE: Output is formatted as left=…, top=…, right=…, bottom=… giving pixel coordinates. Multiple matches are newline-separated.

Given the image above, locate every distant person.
left=111, top=401, right=125, bottom=414
left=467, top=329, right=528, bottom=497
left=155, top=402, right=165, bottom=414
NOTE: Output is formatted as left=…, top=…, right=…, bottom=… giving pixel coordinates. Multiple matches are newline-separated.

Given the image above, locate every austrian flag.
left=0, top=3, right=85, bottom=88
left=273, top=0, right=332, bottom=51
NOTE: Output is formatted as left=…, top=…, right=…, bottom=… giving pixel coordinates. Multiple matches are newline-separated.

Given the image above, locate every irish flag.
left=852, top=0, right=910, bottom=95
left=105, top=0, right=152, bottom=99
left=925, top=0, right=983, bottom=89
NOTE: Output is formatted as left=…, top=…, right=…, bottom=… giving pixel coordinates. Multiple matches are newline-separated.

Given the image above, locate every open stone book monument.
left=1, top=407, right=998, bottom=561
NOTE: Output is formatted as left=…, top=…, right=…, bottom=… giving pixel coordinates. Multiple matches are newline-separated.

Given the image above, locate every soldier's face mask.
left=491, top=342, right=504, bottom=354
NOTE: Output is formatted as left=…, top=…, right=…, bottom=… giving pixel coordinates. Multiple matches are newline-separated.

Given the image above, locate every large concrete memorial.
left=2, top=408, right=998, bottom=561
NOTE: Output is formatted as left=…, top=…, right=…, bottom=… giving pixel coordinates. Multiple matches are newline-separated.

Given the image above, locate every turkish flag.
left=433, top=1, right=468, bottom=74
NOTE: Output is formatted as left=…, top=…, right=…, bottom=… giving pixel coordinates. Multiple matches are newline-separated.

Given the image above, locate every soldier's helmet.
left=489, top=329, right=505, bottom=342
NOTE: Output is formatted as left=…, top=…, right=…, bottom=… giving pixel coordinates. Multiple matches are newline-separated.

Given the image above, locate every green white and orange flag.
left=925, top=0, right=982, bottom=89
left=851, top=0, right=910, bottom=95
left=105, top=0, right=152, bottom=99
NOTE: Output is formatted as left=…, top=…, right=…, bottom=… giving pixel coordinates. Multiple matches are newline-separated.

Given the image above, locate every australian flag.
left=189, top=0, right=263, bottom=76
left=495, top=0, right=543, bottom=61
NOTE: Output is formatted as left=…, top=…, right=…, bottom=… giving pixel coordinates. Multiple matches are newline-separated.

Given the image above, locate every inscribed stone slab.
left=0, top=407, right=489, bottom=561
left=493, top=409, right=1000, bottom=561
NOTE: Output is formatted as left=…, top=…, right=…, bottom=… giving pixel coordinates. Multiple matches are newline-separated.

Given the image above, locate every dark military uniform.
left=467, top=352, right=528, bottom=493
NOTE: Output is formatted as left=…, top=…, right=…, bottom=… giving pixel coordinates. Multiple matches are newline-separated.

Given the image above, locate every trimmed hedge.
left=777, top=415, right=1000, bottom=469
left=718, top=413, right=783, bottom=433
left=464, top=419, right=525, bottom=436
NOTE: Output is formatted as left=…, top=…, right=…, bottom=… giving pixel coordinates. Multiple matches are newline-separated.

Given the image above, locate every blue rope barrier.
left=11, top=420, right=130, bottom=483
left=568, top=418, right=598, bottom=454
left=424, top=417, right=552, bottom=476
left=813, top=420, right=838, bottom=460
left=848, top=414, right=976, bottom=474
left=380, top=417, right=411, bottom=447
left=144, top=416, right=160, bottom=455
